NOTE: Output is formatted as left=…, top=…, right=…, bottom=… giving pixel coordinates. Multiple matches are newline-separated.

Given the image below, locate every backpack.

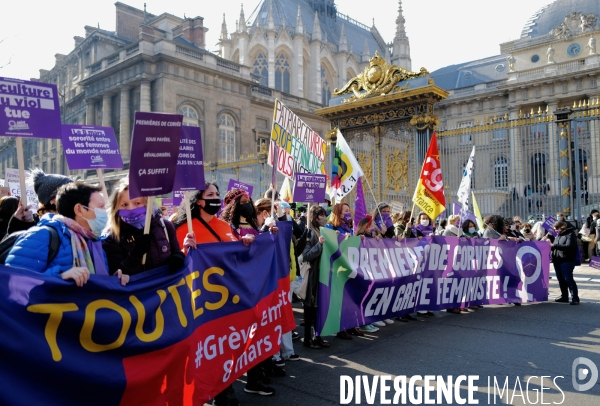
left=0, top=226, right=60, bottom=265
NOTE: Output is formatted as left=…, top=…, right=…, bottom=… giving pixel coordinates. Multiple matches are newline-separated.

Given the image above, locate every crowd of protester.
left=0, top=168, right=591, bottom=405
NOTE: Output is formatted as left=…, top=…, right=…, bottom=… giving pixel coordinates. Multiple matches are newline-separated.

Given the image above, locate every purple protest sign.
left=128, top=112, right=183, bottom=198
left=589, top=256, right=600, bottom=270
left=160, top=198, right=174, bottom=216
left=317, top=232, right=551, bottom=336
left=173, top=126, right=204, bottom=191
left=0, top=77, right=61, bottom=139
left=173, top=190, right=184, bottom=207
left=293, top=173, right=326, bottom=203
left=61, top=125, right=123, bottom=170
left=542, top=216, right=559, bottom=237
left=227, top=179, right=254, bottom=196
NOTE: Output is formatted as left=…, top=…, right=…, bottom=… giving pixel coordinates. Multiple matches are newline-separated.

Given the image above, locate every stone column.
left=267, top=33, right=276, bottom=89
left=119, top=87, right=131, bottom=162
left=86, top=101, right=95, bottom=125
left=509, top=109, right=523, bottom=193
left=101, top=94, right=112, bottom=127
left=140, top=80, right=151, bottom=112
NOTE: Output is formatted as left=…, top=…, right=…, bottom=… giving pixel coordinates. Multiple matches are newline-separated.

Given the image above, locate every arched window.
left=530, top=153, right=547, bottom=193
left=274, top=53, right=290, bottom=93
left=494, top=156, right=508, bottom=189
left=321, top=65, right=332, bottom=105
left=219, top=113, right=235, bottom=163
left=179, top=105, right=199, bottom=127
left=252, top=53, right=268, bottom=87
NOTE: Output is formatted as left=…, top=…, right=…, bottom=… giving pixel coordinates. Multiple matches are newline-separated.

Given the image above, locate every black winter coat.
left=102, top=214, right=182, bottom=275
left=551, top=227, right=577, bottom=264
left=302, top=229, right=322, bottom=308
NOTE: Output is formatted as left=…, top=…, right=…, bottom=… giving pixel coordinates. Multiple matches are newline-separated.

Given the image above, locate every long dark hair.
left=487, top=214, right=505, bottom=233
left=172, top=182, right=219, bottom=229
left=0, top=196, right=19, bottom=220
left=220, top=189, right=259, bottom=230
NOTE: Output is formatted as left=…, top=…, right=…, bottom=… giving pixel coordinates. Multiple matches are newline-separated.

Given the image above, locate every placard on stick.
left=293, top=173, right=326, bottom=203
left=173, top=126, right=204, bottom=234
left=128, top=112, right=183, bottom=199
left=1, top=77, right=62, bottom=207
left=62, top=125, right=123, bottom=169
left=227, top=179, right=254, bottom=196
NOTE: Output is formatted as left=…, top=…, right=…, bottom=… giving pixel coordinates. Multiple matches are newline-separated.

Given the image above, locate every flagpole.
left=361, top=174, right=383, bottom=219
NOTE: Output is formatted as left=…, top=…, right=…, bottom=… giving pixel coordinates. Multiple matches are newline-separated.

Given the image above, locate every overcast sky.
left=1, top=0, right=553, bottom=80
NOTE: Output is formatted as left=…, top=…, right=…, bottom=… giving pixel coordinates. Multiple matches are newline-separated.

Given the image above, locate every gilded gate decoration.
left=386, top=145, right=410, bottom=193
left=318, top=52, right=447, bottom=210
left=333, top=51, right=428, bottom=103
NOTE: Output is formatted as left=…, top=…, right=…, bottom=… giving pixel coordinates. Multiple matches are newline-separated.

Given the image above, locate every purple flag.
left=173, top=126, right=204, bottom=191
left=353, top=177, right=366, bottom=232
left=62, top=125, right=123, bottom=170
left=452, top=201, right=478, bottom=226
left=128, top=112, right=183, bottom=198
left=0, top=77, right=62, bottom=139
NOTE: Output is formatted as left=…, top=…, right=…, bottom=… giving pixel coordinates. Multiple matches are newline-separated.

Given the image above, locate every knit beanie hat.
left=31, top=168, right=72, bottom=206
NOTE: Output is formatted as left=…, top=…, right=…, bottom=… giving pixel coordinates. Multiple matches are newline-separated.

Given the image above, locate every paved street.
left=224, top=264, right=600, bottom=405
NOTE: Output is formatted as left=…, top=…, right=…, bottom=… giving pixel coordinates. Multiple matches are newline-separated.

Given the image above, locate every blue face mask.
left=82, top=206, right=108, bottom=239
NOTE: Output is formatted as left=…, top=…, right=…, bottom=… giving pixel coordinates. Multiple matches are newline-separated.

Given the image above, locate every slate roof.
left=246, top=0, right=387, bottom=56
left=430, top=54, right=509, bottom=91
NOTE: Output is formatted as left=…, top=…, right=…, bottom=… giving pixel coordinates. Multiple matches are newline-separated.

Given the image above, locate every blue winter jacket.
left=5, top=214, right=107, bottom=277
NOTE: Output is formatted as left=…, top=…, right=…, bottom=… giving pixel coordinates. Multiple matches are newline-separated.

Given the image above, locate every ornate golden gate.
left=316, top=52, right=448, bottom=212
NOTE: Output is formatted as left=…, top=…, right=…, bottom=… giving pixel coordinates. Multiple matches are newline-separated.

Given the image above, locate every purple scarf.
left=88, top=240, right=108, bottom=275
left=412, top=223, right=434, bottom=237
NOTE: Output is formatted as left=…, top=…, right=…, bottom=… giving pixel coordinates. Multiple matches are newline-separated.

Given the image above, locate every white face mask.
left=420, top=220, right=429, bottom=226
left=469, top=227, right=476, bottom=234
left=510, top=225, right=516, bottom=231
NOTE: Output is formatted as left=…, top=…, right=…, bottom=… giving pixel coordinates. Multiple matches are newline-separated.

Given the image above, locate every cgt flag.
left=412, top=133, right=446, bottom=220
left=330, top=130, right=364, bottom=203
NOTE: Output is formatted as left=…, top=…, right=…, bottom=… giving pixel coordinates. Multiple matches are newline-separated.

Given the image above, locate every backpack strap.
left=40, top=226, right=60, bottom=265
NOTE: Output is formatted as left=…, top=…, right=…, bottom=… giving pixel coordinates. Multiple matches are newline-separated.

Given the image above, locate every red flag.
left=412, top=133, right=446, bottom=219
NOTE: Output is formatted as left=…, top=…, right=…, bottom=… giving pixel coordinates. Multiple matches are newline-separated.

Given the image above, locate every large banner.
left=0, top=223, right=294, bottom=406
left=268, top=99, right=326, bottom=178
left=317, top=229, right=551, bottom=336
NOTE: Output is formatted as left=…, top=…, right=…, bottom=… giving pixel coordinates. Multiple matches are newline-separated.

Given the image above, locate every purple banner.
left=0, top=77, right=61, bottom=139
left=317, top=231, right=551, bottom=336
left=160, top=198, right=174, bottom=216
left=542, top=216, right=559, bottom=237
left=293, top=173, right=326, bottom=203
left=590, top=256, right=600, bottom=270
left=227, top=179, right=253, bottom=196
left=173, top=190, right=184, bottom=207
left=62, top=125, right=123, bottom=170
left=128, top=112, right=183, bottom=198
left=173, top=126, right=204, bottom=191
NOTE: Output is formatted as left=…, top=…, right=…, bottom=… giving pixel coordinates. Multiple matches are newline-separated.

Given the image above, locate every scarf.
left=412, top=223, right=433, bottom=237
left=53, top=215, right=107, bottom=275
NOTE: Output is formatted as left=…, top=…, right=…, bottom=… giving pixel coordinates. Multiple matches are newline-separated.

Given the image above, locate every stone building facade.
left=429, top=0, right=600, bottom=220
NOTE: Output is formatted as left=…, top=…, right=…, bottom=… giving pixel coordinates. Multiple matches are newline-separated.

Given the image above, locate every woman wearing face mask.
left=548, top=220, right=580, bottom=305
left=173, top=182, right=239, bottom=249
left=173, top=184, right=264, bottom=403
left=394, top=210, right=414, bottom=239
left=220, top=188, right=260, bottom=241
left=326, top=203, right=353, bottom=234
left=462, top=220, right=479, bottom=238
left=503, top=218, right=521, bottom=241
left=6, top=182, right=111, bottom=286
left=103, top=178, right=184, bottom=279
left=302, top=205, right=330, bottom=348
left=372, top=203, right=395, bottom=238
left=412, top=212, right=435, bottom=238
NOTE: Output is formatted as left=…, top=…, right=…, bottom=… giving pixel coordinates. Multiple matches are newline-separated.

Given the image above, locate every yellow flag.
left=471, top=191, right=484, bottom=230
